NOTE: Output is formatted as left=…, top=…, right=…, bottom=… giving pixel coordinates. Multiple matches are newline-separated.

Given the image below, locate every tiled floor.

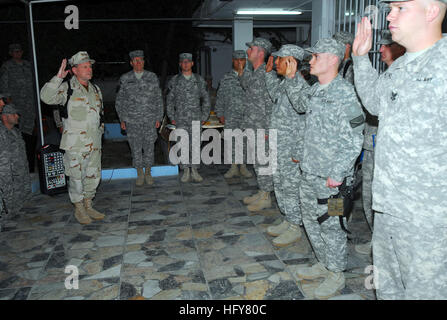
left=0, top=164, right=375, bottom=300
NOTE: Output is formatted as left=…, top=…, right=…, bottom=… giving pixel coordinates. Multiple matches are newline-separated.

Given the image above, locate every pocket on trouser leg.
left=63, top=152, right=82, bottom=180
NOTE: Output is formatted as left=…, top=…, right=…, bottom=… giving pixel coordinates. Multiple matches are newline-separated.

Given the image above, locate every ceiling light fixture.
left=236, top=9, right=302, bottom=15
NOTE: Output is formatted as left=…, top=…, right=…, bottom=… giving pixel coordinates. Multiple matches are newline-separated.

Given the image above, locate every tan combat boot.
left=247, top=191, right=272, bottom=212
left=74, top=201, right=92, bottom=225
left=145, top=167, right=154, bottom=185
left=136, top=168, right=144, bottom=186
left=239, top=164, right=252, bottom=178
left=181, top=168, right=191, bottom=183
left=267, top=220, right=290, bottom=236
left=243, top=190, right=262, bottom=204
left=224, top=164, right=239, bottom=178
left=272, top=223, right=302, bottom=247
left=314, top=271, right=346, bottom=299
left=84, top=198, right=105, bottom=220
left=191, top=167, right=203, bottom=182
left=295, top=262, right=330, bottom=280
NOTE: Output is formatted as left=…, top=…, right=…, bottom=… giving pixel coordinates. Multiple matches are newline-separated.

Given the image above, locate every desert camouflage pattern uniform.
left=40, top=75, right=104, bottom=203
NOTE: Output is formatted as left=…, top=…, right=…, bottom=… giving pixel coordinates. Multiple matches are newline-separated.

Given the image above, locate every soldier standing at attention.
left=115, top=50, right=163, bottom=186
left=240, top=38, right=275, bottom=212
left=289, top=38, right=364, bottom=299
left=353, top=0, right=447, bottom=299
left=0, top=104, right=32, bottom=218
left=215, top=50, right=252, bottom=179
left=0, top=44, right=37, bottom=172
left=167, top=53, right=210, bottom=183
left=40, top=51, right=105, bottom=225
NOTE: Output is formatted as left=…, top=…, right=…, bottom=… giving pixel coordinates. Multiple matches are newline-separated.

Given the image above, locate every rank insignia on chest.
left=391, top=91, right=398, bottom=101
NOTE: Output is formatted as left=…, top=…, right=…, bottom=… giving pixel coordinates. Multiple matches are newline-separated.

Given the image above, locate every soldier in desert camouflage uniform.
left=263, top=44, right=309, bottom=247
left=288, top=38, right=364, bottom=299
left=167, top=53, right=210, bottom=183
left=40, top=51, right=105, bottom=225
left=115, top=50, right=163, bottom=186
left=215, top=50, right=252, bottom=179
left=353, top=0, right=447, bottom=299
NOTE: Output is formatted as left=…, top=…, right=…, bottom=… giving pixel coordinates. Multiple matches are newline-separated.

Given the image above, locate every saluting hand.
left=57, top=59, right=70, bottom=79
left=266, top=56, right=274, bottom=73
left=285, top=58, right=297, bottom=79
left=353, top=17, right=373, bottom=56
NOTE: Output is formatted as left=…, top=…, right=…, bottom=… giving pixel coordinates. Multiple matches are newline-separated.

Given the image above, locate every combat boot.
left=243, top=190, right=262, bottom=204
left=74, top=201, right=92, bottom=225
left=239, top=164, right=252, bottom=178
left=145, top=167, right=154, bottom=185
left=224, top=164, right=239, bottom=178
left=295, top=262, right=329, bottom=280
left=267, top=220, right=290, bottom=236
left=272, top=223, right=302, bottom=247
left=181, top=168, right=191, bottom=183
left=84, top=198, right=105, bottom=220
left=191, top=167, right=203, bottom=182
left=136, top=168, right=144, bottom=186
left=314, top=271, right=345, bottom=299
left=247, top=191, right=272, bottom=212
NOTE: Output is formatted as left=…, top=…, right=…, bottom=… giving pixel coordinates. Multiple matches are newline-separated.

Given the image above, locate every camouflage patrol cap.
left=333, top=31, right=354, bottom=45
left=232, top=50, right=246, bottom=59
left=377, top=30, right=394, bottom=45
left=9, top=43, right=22, bottom=52
left=306, top=38, right=345, bottom=62
left=246, top=37, right=273, bottom=54
left=129, top=50, right=144, bottom=59
left=69, top=51, right=95, bottom=66
left=2, top=104, right=19, bottom=115
left=272, top=44, right=306, bottom=61
left=179, top=53, right=193, bottom=61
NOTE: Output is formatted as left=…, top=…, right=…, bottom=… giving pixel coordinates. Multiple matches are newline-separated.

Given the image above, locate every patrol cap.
left=377, top=30, right=394, bottom=45
left=232, top=50, right=246, bottom=59
left=306, top=38, right=346, bottom=62
left=333, top=31, right=354, bottom=45
left=272, top=44, right=306, bottom=61
left=9, top=43, right=22, bottom=52
left=245, top=37, right=273, bottom=55
left=129, top=50, right=144, bottom=59
left=68, top=51, right=95, bottom=66
left=179, top=53, right=193, bottom=61
left=2, top=104, right=19, bottom=115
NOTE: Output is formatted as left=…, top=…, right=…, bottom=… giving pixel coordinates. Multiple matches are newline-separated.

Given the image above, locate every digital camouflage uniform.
left=240, top=38, right=274, bottom=192
left=0, top=104, right=31, bottom=219
left=290, top=39, right=365, bottom=273
left=353, top=31, right=447, bottom=299
left=40, top=53, right=104, bottom=204
left=167, top=54, right=210, bottom=169
left=0, top=54, right=36, bottom=136
left=333, top=31, right=355, bottom=85
left=215, top=51, right=247, bottom=163
left=115, top=52, right=163, bottom=169
left=265, top=45, right=309, bottom=226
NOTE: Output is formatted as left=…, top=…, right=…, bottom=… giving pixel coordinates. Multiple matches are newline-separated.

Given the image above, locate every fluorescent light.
left=237, top=9, right=302, bottom=15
